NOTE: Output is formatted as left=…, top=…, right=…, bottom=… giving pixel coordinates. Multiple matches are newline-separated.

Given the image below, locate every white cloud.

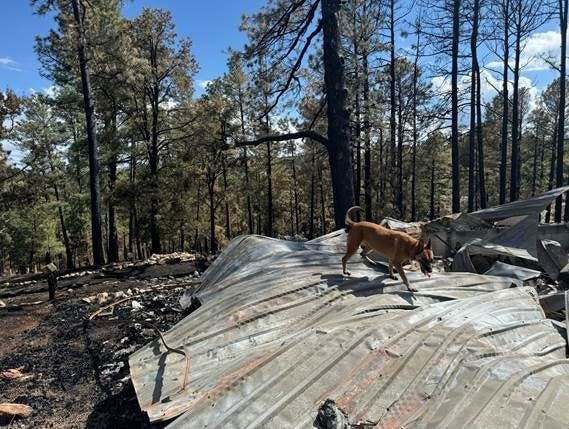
left=478, top=70, right=539, bottom=112
left=43, top=85, right=58, bottom=97
left=0, top=57, right=22, bottom=72
left=431, top=75, right=451, bottom=96
left=197, top=79, right=212, bottom=89
left=0, top=57, right=16, bottom=66
left=430, top=69, right=539, bottom=116
left=486, top=30, right=561, bottom=72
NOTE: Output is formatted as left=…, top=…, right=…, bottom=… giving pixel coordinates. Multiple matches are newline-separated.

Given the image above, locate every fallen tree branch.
left=88, top=294, right=142, bottom=320
left=233, top=130, right=329, bottom=148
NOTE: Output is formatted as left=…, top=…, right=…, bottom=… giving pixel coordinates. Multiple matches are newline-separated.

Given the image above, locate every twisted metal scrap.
left=138, top=320, right=191, bottom=392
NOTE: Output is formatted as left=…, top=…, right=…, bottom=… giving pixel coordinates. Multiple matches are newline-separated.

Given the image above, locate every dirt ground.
left=0, top=259, right=206, bottom=428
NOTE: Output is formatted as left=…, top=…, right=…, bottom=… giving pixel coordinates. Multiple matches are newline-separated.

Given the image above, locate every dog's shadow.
left=318, top=271, right=418, bottom=306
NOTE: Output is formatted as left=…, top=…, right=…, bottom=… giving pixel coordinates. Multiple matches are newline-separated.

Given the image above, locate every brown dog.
left=342, top=206, right=434, bottom=292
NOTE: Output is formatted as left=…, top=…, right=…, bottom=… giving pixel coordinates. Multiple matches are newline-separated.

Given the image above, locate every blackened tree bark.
left=321, top=0, right=355, bottom=227
left=309, top=148, right=316, bottom=238
left=557, top=0, right=568, bottom=222
left=476, top=52, right=487, bottom=208
left=290, top=143, right=300, bottom=234
left=319, top=165, right=326, bottom=235
left=389, top=0, right=398, bottom=206
left=71, top=0, right=104, bottom=265
left=499, top=0, right=510, bottom=205
left=451, top=0, right=461, bottom=213
left=363, top=51, right=372, bottom=221
left=107, top=113, right=119, bottom=263
left=237, top=0, right=354, bottom=229
left=468, top=0, right=480, bottom=213
left=266, top=141, right=273, bottom=236
left=509, top=11, right=522, bottom=202
left=352, top=9, right=362, bottom=207
left=411, top=27, right=421, bottom=221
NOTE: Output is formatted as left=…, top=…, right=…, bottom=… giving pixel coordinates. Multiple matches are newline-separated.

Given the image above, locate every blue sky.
left=0, top=1, right=563, bottom=113
left=0, top=0, right=266, bottom=97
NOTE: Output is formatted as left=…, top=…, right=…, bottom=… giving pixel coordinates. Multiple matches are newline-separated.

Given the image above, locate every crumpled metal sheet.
left=129, top=234, right=569, bottom=428
left=379, top=217, right=422, bottom=237
left=470, top=186, right=569, bottom=221
left=424, top=212, right=492, bottom=232
left=451, top=238, right=539, bottom=274
left=484, top=260, right=541, bottom=282
left=537, top=239, right=569, bottom=281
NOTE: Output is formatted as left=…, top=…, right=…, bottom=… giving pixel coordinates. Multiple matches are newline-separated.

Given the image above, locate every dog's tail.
left=345, top=206, right=363, bottom=230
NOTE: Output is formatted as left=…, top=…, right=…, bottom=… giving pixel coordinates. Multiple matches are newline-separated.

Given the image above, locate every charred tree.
left=71, top=0, right=104, bottom=265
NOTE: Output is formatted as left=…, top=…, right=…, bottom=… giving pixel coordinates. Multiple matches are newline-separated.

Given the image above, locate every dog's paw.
left=407, top=286, right=418, bottom=292
left=389, top=274, right=397, bottom=280
left=343, top=270, right=352, bottom=276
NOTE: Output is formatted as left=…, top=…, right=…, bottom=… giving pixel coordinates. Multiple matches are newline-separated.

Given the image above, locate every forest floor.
left=0, top=256, right=207, bottom=428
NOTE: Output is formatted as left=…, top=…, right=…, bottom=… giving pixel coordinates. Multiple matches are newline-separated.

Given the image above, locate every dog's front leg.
left=394, top=264, right=417, bottom=292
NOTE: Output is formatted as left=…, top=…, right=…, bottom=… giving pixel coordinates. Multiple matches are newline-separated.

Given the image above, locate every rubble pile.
left=0, top=253, right=205, bottom=428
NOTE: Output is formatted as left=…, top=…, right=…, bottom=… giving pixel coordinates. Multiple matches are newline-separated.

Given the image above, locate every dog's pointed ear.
left=425, top=239, right=432, bottom=249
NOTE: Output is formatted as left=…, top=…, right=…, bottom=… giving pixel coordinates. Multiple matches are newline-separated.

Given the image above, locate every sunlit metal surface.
left=129, top=234, right=569, bottom=428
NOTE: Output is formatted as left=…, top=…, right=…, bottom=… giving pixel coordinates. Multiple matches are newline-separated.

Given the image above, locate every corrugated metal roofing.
left=470, top=186, right=569, bottom=221
left=129, top=233, right=569, bottom=428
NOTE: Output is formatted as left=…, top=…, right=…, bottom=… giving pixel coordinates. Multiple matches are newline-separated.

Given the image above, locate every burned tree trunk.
left=389, top=0, right=397, bottom=204
left=451, top=0, right=461, bottom=213
left=468, top=0, right=480, bottom=213
left=510, top=21, right=522, bottom=202
left=363, top=52, right=372, bottom=221
left=322, top=0, right=354, bottom=228
left=71, top=0, right=104, bottom=265
left=499, top=0, right=510, bottom=205
left=557, top=0, right=568, bottom=222
left=309, top=148, right=316, bottom=239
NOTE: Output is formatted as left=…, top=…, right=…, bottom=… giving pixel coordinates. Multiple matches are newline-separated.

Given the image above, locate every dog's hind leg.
left=388, top=260, right=397, bottom=280
left=342, top=232, right=361, bottom=276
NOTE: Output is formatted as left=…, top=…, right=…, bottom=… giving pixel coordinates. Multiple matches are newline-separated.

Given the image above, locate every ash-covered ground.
left=0, top=255, right=206, bottom=428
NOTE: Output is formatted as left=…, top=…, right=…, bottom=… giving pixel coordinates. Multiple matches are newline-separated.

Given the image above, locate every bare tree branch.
left=233, top=130, right=328, bottom=148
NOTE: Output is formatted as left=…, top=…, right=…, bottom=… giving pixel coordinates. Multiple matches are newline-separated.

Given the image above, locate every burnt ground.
left=0, top=259, right=206, bottom=428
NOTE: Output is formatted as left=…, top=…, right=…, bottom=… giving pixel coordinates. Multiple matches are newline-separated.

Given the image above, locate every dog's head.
left=415, top=239, right=434, bottom=277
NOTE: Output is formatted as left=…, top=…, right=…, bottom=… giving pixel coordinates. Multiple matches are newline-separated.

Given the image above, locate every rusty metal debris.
left=138, top=320, right=191, bottom=393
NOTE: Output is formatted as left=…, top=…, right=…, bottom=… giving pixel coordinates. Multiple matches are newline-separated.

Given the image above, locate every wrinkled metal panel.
left=471, top=186, right=569, bottom=221
left=130, top=234, right=569, bottom=428
left=451, top=238, right=540, bottom=274
left=484, top=261, right=541, bottom=282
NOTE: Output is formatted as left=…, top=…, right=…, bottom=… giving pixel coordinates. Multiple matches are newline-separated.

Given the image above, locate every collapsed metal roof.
left=470, top=186, right=569, bottom=221
left=129, top=233, right=569, bottom=428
